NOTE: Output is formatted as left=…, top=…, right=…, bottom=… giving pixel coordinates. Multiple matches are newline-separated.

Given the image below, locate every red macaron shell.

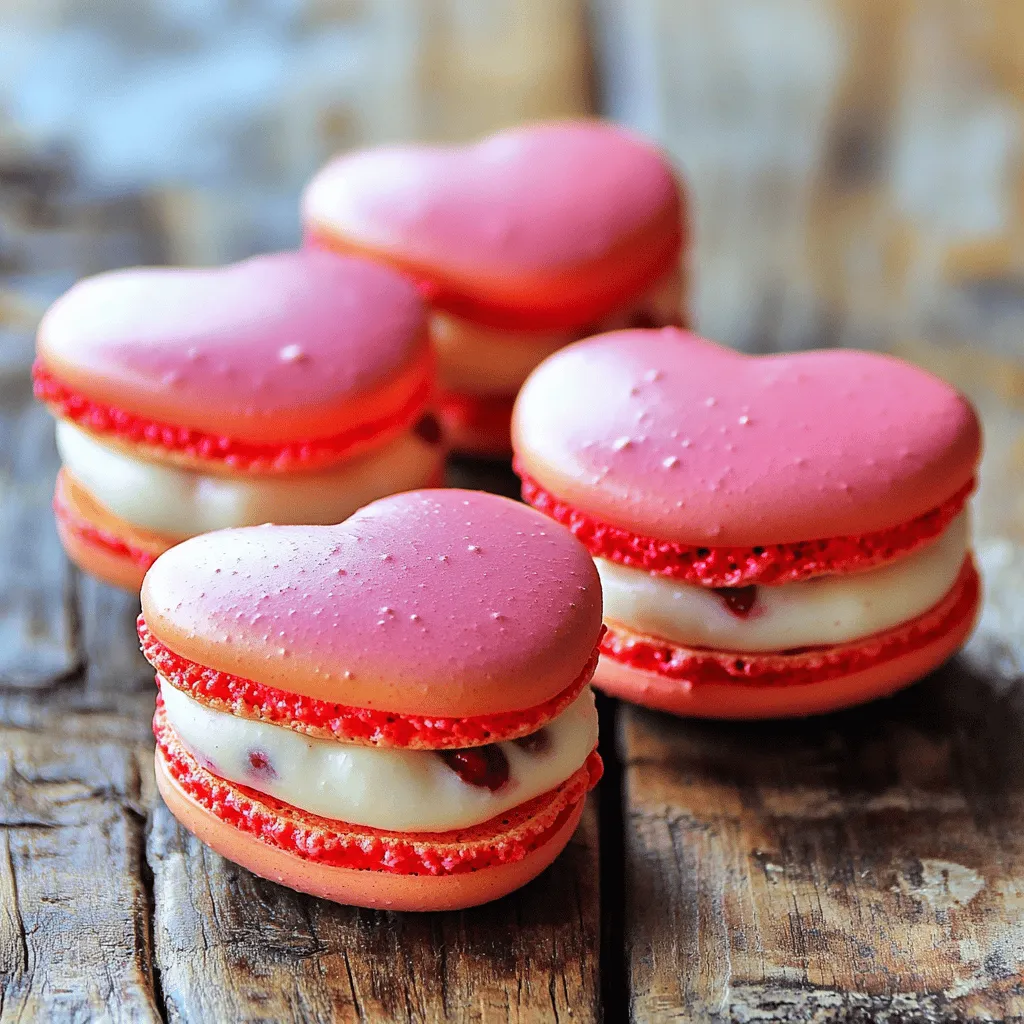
left=302, top=120, right=683, bottom=332
left=596, top=557, right=979, bottom=716
left=513, top=330, right=981, bottom=547
left=140, top=615, right=601, bottom=748
left=155, top=703, right=602, bottom=877
left=140, top=490, right=604, bottom=718
left=594, top=618, right=977, bottom=719
left=35, top=251, right=432, bottom=467
left=54, top=468, right=173, bottom=590
left=34, top=362, right=434, bottom=474
left=520, top=470, right=974, bottom=587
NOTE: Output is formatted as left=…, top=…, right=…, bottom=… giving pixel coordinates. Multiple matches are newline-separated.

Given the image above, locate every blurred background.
left=2, top=1, right=1024, bottom=359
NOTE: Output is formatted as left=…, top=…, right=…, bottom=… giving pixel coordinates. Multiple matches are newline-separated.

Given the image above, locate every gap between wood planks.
left=595, top=690, right=629, bottom=1023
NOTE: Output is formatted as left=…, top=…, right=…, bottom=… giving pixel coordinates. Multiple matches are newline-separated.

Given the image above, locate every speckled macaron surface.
left=303, top=120, right=682, bottom=325
left=513, top=329, right=981, bottom=547
left=36, top=250, right=429, bottom=445
left=141, top=489, right=603, bottom=718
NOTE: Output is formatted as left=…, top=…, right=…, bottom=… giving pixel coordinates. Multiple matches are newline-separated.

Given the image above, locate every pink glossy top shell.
left=140, top=490, right=603, bottom=717
left=512, top=330, right=981, bottom=546
left=302, top=120, right=682, bottom=328
left=36, top=250, right=430, bottom=444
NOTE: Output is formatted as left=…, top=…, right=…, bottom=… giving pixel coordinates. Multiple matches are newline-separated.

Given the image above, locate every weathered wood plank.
left=0, top=335, right=80, bottom=689
left=595, top=0, right=1024, bottom=356
left=0, top=724, right=159, bottom=1023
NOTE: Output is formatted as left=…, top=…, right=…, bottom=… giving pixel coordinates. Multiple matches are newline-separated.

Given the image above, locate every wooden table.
left=3, top=3, right=1024, bottom=1021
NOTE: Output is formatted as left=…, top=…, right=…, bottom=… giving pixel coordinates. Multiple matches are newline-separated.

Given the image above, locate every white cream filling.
left=160, top=679, right=599, bottom=833
left=596, top=513, right=970, bottom=653
left=56, top=419, right=441, bottom=540
left=433, top=267, right=683, bottom=395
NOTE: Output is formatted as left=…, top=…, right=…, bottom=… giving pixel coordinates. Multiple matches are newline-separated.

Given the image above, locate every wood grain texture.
left=0, top=340, right=79, bottom=689
left=621, top=636, right=1024, bottom=1022
left=0, top=345, right=161, bottom=1022
left=595, top=0, right=1024, bottom=357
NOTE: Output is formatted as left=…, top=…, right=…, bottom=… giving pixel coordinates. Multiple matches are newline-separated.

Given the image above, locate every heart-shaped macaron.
left=36, top=250, right=430, bottom=449
left=515, top=330, right=980, bottom=548
left=513, top=329, right=982, bottom=719
left=142, top=489, right=604, bottom=910
left=141, top=490, right=602, bottom=725
left=302, top=121, right=683, bottom=329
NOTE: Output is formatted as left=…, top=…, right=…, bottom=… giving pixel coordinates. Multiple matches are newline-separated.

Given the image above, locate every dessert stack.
left=141, top=490, right=604, bottom=910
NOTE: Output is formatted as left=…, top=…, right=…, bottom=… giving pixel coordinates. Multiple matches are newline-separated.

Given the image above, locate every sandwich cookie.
left=34, top=251, right=442, bottom=591
left=140, top=489, right=604, bottom=910
left=513, top=330, right=982, bottom=718
left=302, top=120, right=687, bottom=456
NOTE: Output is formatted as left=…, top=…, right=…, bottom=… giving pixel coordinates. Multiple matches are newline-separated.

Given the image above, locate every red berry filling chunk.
left=438, top=746, right=510, bottom=791
left=715, top=585, right=757, bottom=618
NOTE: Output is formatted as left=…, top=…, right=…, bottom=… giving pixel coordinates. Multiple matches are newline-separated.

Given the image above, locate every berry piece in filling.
left=626, top=310, right=661, bottom=330
left=247, top=749, right=278, bottom=780
left=714, top=585, right=758, bottom=618
left=439, top=746, right=510, bottom=791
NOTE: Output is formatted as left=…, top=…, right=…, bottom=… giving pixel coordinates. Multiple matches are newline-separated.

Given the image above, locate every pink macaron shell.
left=302, top=121, right=681, bottom=315
left=140, top=490, right=604, bottom=718
left=37, top=250, right=429, bottom=445
left=512, top=330, right=981, bottom=547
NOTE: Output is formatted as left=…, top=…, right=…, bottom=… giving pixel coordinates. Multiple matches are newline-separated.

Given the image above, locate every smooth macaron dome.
left=35, top=250, right=444, bottom=590
left=302, top=119, right=687, bottom=454
left=141, top=490, right=604, bottom=910
left=513, top=329, right=982, bottom=718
